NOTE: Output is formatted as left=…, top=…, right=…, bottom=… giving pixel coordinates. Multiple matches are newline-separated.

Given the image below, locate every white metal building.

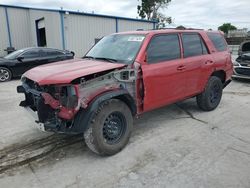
left=0, top=4, right=156, bottom=57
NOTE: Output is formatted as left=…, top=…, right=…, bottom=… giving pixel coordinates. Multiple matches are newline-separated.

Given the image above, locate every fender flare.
left=72, top=89, right=136, bottom=133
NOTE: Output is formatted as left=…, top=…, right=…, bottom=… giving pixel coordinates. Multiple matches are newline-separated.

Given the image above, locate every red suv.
left=17, top=29, right=233, bottom=155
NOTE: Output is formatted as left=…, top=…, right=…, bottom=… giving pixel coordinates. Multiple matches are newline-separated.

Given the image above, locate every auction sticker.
left=128, top=36, right=145, bottom=42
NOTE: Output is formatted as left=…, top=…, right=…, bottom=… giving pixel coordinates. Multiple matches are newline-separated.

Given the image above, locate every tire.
left=0, top=67, right=12, bottom=82
left=84, top=99, right=133, bottom=156
left=196, top=76, right=223, bottom=111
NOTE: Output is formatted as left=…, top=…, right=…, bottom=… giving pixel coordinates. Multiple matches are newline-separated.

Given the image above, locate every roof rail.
left=162, top=28, right=204, bottom=30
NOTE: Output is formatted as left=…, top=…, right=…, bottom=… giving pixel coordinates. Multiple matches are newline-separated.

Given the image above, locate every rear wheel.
left=196, top=76, right=223, bottom=111
left=84, top=99, right=133, bottom=156
left=0, top=67, right=12, bottom=82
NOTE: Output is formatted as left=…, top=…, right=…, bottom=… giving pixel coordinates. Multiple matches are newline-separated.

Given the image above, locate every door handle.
left=177, top=65, right=186, bottom=71
left=205, top=60, right=214, bottom=64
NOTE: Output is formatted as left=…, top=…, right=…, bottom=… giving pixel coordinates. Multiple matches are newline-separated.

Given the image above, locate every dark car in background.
left=233, top=40, right=250, bottom=80
left=0, top=47, right=74, bottom=82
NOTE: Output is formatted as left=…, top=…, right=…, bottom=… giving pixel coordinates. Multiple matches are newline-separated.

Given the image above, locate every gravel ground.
left=0, top=79, right=250, bottom=188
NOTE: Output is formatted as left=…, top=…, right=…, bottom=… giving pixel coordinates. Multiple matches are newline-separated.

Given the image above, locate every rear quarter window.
left=207, top=33, right=227, bottom=52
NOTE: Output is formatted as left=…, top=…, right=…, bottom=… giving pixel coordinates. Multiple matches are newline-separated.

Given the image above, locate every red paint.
left=135, top=30, right=232, bottom=112
left=25, top=29, right=232, bottom=117
left=42, top=93, right=78, bottom=120
left=24, top=58, right=126, bottom=85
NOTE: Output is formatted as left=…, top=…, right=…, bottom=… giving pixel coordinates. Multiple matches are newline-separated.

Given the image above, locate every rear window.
left=182, top=33, right=208, bottom=58
left=207, top=32, right=227, bottom=52
left=46, top=50, right=64, bottom=56
left=242, top=42, right=250, bottom=52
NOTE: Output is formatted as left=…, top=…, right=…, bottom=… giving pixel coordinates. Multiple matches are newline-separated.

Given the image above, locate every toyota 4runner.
left=17, top=29, right=233, bottom=155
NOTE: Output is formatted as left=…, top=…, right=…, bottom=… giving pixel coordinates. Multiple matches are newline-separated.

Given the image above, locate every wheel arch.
left=211, top=70, right=226, bottom=83
left=0, top=66, right=13, bottom=80
left=0, top=65, right=13, bottom=75
left=73, top=89, right=136, bottom=133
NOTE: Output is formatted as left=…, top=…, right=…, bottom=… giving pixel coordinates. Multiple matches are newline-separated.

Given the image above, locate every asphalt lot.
left=0, top=79, right=250, bottom=188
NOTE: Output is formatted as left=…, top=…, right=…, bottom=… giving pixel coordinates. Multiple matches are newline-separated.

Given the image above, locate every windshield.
left=85, top=34, right=145, bottom=64
left=242, top=42, right=250, bottom=53
left=4, top=49, right=25, bottom=60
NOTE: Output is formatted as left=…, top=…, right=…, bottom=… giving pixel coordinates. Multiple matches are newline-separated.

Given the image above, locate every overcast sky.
left=1, top=0, right=249, bottom=30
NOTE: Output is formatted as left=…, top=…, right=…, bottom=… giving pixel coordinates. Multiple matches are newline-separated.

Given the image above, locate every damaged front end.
left=17, top=67, right=140, bottom=134
left=17, top=78, right=79, bottom=132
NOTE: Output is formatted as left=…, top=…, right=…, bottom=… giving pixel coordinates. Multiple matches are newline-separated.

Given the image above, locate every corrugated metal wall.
left=64, top=14, right=116, bottom=56
left=29, top=10, right=62, bottom=49
left=0, top=7, right=9, bottom=56
left=0, top=5, right=155, bottom=57
left=63, top=15, right=154, bottom=56
left=7, top=8, right=32, bottom=49
left=118, top=19, right=154, bottom=32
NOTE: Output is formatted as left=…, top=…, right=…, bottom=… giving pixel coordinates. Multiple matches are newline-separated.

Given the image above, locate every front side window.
left=85, top=34, right=145, bottom=64
left=147, top=34, right=181, bottom=64
left=207, top=32, right=227, bottom=52
left=182, top=33, right=208, bottom=58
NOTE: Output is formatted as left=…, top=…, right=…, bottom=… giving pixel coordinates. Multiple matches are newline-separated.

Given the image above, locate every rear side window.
left=182, top=33, right=208, bottom=58
left=41, top=49, right=64, bottom=56
left=147, top=34, right=181, bottom=64
left=207, top=33, right=227, bottom=52
left=45, top=50, right=64, bottom=56
left=21, top=50, right=40, bottom=58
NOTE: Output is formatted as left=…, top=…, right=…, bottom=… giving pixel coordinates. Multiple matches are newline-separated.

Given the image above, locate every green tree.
left=218, top=23, right=237, bottom=34
left=176, top=25, right=186, bottom=30
left=137, top=0, right=172, bottom=26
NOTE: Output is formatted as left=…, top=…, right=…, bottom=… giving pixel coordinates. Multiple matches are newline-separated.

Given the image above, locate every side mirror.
left=17, top=56, right=24, bottom=62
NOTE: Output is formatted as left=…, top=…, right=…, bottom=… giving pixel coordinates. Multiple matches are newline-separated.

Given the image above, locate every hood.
left=241, top=52, right=250, bottom=61
left=24, top=58, right=126, bottom=85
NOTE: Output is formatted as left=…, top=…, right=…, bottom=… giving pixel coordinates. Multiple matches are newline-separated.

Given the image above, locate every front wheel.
left=84, top=99, right=133, bottom=156
left=0, top=67, right=12, bottom=82
left=196, top=76, right=223, bottom=111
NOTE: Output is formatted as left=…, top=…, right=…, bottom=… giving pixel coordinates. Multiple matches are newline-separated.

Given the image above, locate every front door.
left=141, top=34, right=186, bottom=112
left=16, top=49, right=41, bottom=75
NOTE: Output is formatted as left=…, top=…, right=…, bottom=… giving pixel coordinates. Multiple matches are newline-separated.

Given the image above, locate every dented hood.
left=24, top=58, right=126, bottom=85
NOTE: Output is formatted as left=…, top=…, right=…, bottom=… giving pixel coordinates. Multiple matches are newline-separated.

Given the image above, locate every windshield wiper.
left=83, top=55, right=95, bottom=59
left=83, top=56, right=118, bottom=63
left=94, top=57, right=118, bottom=63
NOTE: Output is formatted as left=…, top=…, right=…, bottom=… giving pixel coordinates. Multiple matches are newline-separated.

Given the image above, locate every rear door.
left=180, top=33, right=212, bottom=96
left=141, top=34, right=186, bottom=112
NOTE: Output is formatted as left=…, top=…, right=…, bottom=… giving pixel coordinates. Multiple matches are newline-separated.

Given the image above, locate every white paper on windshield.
left=127, top=36, right=144, bottom=42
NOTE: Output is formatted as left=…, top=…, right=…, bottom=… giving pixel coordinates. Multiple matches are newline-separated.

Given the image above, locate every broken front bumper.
left=17, top=84, right=59, bottom=132
left=17, top=84, right=79, bottom=133
left=232, top=65, right=250, bottom=80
